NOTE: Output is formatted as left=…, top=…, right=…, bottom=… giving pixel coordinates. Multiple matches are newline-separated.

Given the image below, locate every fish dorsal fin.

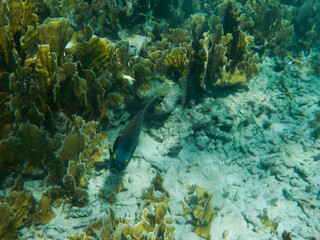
left=113, top=136, right=121, bottom=151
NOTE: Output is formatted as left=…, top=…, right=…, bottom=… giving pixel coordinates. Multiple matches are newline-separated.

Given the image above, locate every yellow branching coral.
left=99, top=204, right=175, bottom=240
left=165, top=28, right=192, bottom=49
left=132, top=58, right=152, bottom=85
left=84, top=219, right=103, bottom=239
left=80, top=131, right=108, bottom=174
left=199, top=5, right=259, bottom=89
left=56, top=66, right=106, bottom=121
left=57, top=131, right=86, bottom=164
left=155, top=202, right=167, bottom=225
left=191, top=13, right=207, bottom=41
left=142, top=184, right=171, bottom=208
left=114, top=40, right=129, bottom=74
left=54, top=62, right=87, bottom=118
left=184, top=187, right=216, bottom=239
left=35, top=44, right=58, bottom=94
left=99, top=171, right=174, bottom=239
left=72, top=36, right=114, bottom=75
left=21, top=0, right=39, bottom=28
left=215, top=61, right=259, bottom=87
left=21, top=25, right=39, bottom=59
left=165, top=46, right=190, bottom=79
left=1, top=0, right=39, bottom=72
left=131, top=57, right=154, bottom=96
left=107, top=93, right=123, bottom=108
left=17, top=124, right=55, bottom=171
left=0, top=204, right=14, bottom=239
left=258, top=209, right=278, bottom=232
left=33, top=195, right=55, bottom=225
left=8, top=44, right=58, bottom=124
left=67, top=160, right=88, bottom=189
left=0, top=1, right=16, bottom=72
left=5, top=0, right=24, bottom=41
left=44, top=129, right=86, bottom=184
left=240, top=0, right=289, bottom=48
left=3, top=190, right=36, bottom=238
left=69, top=233, right=94, bottom=240
left=62, top=174, right=89, bottom=207
left=0, top=137, right=23, bottom=180
left=43, top=0, right=88, bottom=19
left=39, top=17, right=73, bottom=64
left=80, top=120, right=99, bottom=138
left=0, top=90, right=13, bottom=139
left=270, top=19, right=294, bottom=57
left=165, top=47, right=188, bottom=70
left=152, top=171, right=170, bottom=197
left=48, top=116, right=107, bottom=185
left=78, top=69, right=105, bottom=120
left=144, top=27, right=193, bottom=81
left=149, top=49, right=162, bottom=64
left=7, top=63, right=40, bottom=124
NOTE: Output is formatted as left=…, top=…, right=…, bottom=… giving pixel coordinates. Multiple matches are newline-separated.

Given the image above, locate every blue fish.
left=109, top=96, right=162, bottom=174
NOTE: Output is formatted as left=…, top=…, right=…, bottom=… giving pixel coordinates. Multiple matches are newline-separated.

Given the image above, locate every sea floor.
left=20, top=57, right=320, bottom=239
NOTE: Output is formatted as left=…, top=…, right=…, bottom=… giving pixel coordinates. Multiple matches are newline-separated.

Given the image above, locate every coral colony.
left=0, top=0, right=320, bottom=239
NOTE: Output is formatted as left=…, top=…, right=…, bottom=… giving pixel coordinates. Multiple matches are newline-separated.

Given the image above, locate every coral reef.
left=33, top=195, right=55, bottom=225
left=0, top=190, right=35, bottom=239
left=70, top=36, right=114, bottom=75
left=98, top=205, right=175, bottom=240
left=197, top=1, right=260, bottom=89
left=0, top=0, right=319, bottom=238
left=0, top=188, right=55, bottom=239
left=38, top=17, right=73, bottom=64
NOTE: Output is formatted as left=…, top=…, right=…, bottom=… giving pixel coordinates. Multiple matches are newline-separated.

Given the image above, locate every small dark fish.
left=109, top=96, right=162, bottom=174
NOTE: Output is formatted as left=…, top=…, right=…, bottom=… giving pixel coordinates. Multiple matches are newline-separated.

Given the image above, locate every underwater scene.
left=0, top=0, right=320, bottom=239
